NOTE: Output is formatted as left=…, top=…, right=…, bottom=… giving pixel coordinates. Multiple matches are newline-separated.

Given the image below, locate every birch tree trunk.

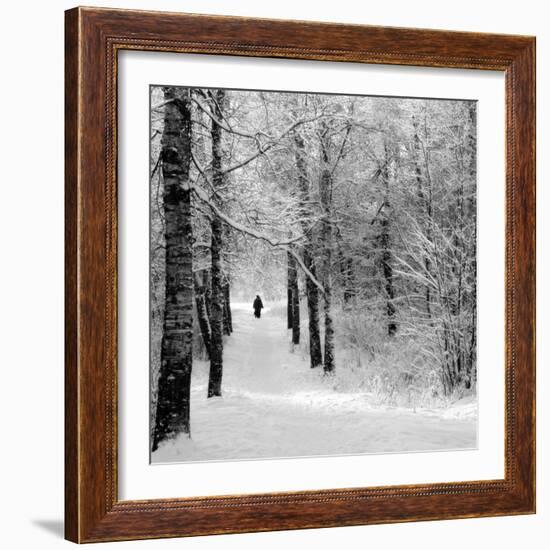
left=294, top=131, right=322, bottom=367
left=320, top=166, right=335, bottom=373
left=207, top=89, right=226, bottom=398
left=152, top=87, right=194, bottom=451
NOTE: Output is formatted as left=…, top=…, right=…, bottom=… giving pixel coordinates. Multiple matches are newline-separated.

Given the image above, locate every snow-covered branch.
left=191, top=183, right=326, bottom=296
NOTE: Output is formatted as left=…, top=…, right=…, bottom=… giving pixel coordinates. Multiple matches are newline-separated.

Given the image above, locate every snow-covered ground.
left=152, top=303, right=477, bottom=463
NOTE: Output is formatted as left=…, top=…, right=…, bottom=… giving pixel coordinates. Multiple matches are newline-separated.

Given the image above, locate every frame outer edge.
left=512, top=38, right=536, bottom=512
left=75, top=6, right=112, bottom=543
left=65, top=6, right=81, bottom=544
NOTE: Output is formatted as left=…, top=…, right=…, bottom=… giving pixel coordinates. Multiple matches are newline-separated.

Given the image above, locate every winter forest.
left=150, top=85, right=478, bottom=462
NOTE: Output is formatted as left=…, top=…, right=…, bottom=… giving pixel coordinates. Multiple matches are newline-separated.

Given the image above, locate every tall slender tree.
left=287, top=250, right=300, bottom=344
left=412, top=114, right=433, bottom=319
left=207, top=89, right=227, bottom=398
left=287, top=255, right=293, bottom=329
left=294, top=128, right=322, bottom=367
left=379, top=141, right=397, bottom=336
left=152, top=87, right=194, bottom=450
left=319, top=126, right=335, bottom=373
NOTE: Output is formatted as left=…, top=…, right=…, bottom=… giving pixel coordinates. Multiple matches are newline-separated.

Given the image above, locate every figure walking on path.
left=253, top=295, right=264, bottom=319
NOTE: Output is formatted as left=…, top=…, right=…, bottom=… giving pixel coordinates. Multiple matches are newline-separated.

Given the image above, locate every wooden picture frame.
left=65, top=6, right=536, bottom=543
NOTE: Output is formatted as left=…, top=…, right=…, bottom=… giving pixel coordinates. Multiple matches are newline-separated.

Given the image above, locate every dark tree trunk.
left=292, top=283, right=300, bottom=345
left=338, top=242, right=355, bottom=306
left=294, top=131, right=322, bottom=367
left=227, top=281, right=233, bottom=333
left=380, top=219, right=397, bottom=336
left=287, top=253, right=293, bottom=329
left=222, top=278, right=232, bottom=335
left=288, top=250, right=300, bottom=345
left=304, top=251, right=322, bottom=367
left=467, top=299, right=477, bottom=389
left=222, top=225, right=233, bottom=336
left=193, top=270, right=211, bottom=358
left=208, top=215, right=224, bottom=397
left=207, top=89, right=226, bottom=398
left=344, top=257, right=355, bottom=304
left=338, top=246, right=348, bottom=303
left=152, top=87, right=194, bottom=451
left=319, top=167, right=335, bottom=373
left=380, top=142, right=397, bottom=336
left=412, top=116, right=432, bottom=319
left=204, top=269, right=212, bottom=320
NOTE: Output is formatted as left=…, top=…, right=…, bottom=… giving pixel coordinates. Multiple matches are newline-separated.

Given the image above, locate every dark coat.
left=253, top=296, right=263, bottom=311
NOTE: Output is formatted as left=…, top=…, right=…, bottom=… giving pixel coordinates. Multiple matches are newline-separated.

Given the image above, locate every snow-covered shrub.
left=331, top=305, right=457, bottom=408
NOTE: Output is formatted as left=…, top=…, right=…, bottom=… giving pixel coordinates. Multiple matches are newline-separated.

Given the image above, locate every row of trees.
left=150, top=86, right=477, bottom=450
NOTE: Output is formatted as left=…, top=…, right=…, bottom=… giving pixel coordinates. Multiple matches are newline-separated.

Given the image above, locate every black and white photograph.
left=149, top=85, right=478, bottom=463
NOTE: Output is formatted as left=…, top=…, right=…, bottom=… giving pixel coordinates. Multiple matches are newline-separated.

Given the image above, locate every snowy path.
left=153, top=303, right=477, bottom=463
